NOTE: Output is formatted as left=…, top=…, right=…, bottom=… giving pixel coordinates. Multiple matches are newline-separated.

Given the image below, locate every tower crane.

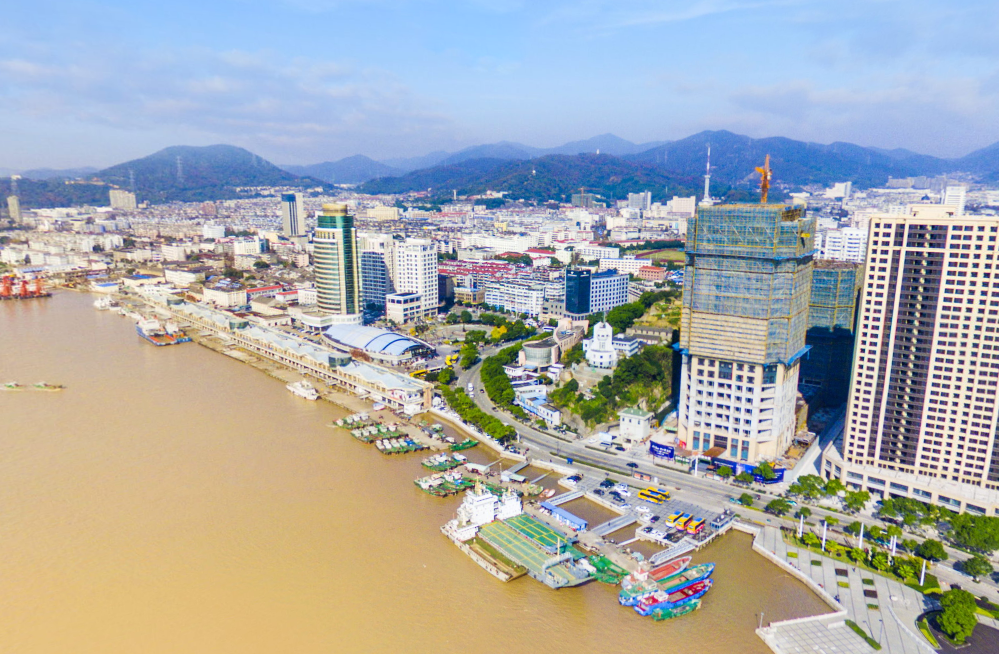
left=755, top=155, right=773, bottom=204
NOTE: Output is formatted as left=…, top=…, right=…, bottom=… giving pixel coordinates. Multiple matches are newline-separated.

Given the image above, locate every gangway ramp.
left=592, top=514, right=637, bottom=536
left=548, top=490, right=583, bottom=506
left=649, top=540, right=696, bottom=566
left=507, top=461, right=529, bottom=474
left=530, top=473, right=550, bottom=484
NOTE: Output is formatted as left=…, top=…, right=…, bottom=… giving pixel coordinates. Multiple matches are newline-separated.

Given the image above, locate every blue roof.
left=322, top=324, right=428, bottom=356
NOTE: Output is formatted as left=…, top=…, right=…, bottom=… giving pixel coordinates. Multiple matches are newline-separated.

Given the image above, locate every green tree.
left=870, top=552, right=891, bottom=572
left=460, top=310, right=473, bottom=324
left=848, top=548, right=866, bottom=563
left=949, top=514, right=999, bottom=554
left=916, top=539, right=948, bottom=561
left=938, top=589, right=979, bottom=644
left=735, top=472, right=754, bottom=484
left=886, top=525, right=903, bottom=540
left=561, top=343, right=584, bottom=365
left=252, top=260, right=270, bottom=270
left=766, top=499, right=791, bottom=516
left=824, top=478, right=846, bottom=495
left=868, top=525, right=884, bottom=542
left=437, top=368, right=456, bottom=385
left=717, top=465, right=733, bottom=479
left=605, top=301, right=647, bottom=333
left=803, top=532, right=820, bottom=547
left=460, top=342, right=480, bottom=369
left=845, top=521, right=863, bottom=537
left=963, top=555, right=994, bottom=582
left=843, top=490, right=870, bottom=512
left=796, top=507, right=812, bottom=520
left=902, top=539, right=920, bottom=553
left=445, top=313, right=460, bottom=325
left=739, top=493, right=754, bottom=507
left=893, top=560, right=916, bottom=580
left=824, top=517, right=839, bottom=528
left=757, top=461, right=777, bottom=481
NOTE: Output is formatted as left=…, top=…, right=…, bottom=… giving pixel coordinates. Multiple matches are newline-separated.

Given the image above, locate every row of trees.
left=877, top=496, right=999, bottom=555
left=437, top=385, right=515, bottom=443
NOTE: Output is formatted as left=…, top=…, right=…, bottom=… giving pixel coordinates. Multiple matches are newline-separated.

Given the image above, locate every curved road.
left=454, top=350, right=999, bottom=599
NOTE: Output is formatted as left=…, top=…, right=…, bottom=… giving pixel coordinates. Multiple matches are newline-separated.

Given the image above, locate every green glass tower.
left=314, top=203, right=361, bottom=318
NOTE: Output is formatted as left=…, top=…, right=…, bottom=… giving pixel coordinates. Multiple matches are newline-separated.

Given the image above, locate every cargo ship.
left=619, top=556, right=693, bottom=604
left=634, top=578, right=713, bottom=616
left=136, top=318, right=191, bottom=346
left=286, top=380, right=320, bottom=400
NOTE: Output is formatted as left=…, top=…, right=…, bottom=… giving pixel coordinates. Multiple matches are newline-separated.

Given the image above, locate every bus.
left=663, top=511, right=682, bottom=527
left=673, top=513, right=692, bottom=530
left=685, top=518, right=706, bottom=535
left=410, top=369, right=428, bottom=379
left=638, top=489, right=665, bottom=505
left=445, top=354, right=459, bottom=367
left=649, top=487, right=671, bottom=501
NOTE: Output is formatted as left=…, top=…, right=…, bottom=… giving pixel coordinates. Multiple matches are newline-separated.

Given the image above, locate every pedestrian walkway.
left=757, top=527, right=938, bottom=654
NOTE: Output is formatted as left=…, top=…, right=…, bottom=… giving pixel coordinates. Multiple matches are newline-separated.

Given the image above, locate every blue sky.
left=1, top=0, right=998, bottom=168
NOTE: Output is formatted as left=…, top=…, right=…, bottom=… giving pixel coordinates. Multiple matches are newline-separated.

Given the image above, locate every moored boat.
left=33, top=382, right=65, bottom=391
left=619, top=556, right=693, bottom=605
left=635, top=578, right=712, bottom=616
left=286, top=380, right=320, bottom=400
left=3, top=381, right=25, bottom=391
left=620, top=563, right=714, bottom=606
left=651, top=598, right=702, bottom=621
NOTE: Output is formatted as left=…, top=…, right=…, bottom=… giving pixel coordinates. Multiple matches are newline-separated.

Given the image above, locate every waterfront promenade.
left=755, top=526, right=937, bottom=654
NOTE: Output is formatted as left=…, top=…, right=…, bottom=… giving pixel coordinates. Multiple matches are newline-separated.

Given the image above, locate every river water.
left=0, top=292, right=829, bottom=653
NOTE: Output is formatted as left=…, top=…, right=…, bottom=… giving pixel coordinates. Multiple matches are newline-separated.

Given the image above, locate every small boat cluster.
left=375, top=437, right=427, bottom=454
left=3, top=382, right=66, bottom=392
left=421, top=452, right=468, bottom=472
left=415, top=470, right=475, bottom=496
left=618, top=556, right=714, bottom=621
left=348, top=423, right=405, bottom=444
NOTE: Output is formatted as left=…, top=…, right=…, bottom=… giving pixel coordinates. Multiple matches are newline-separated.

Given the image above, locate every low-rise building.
left=611, top=334, right=642, bottom=358
left=619, top=407, right=653, bottom=444
left=386, top=291, right=423, bottom=324
left=454, top=287, right=485, bottom=304
left=637, top=265, right=666, bottom=281
left=484, top=280, right=545, bottom=316
left=515, top=387, right=561, bottom=428
left=582, top=321, right=617, bottom=368
left=203, top=279, right=247, bottom=308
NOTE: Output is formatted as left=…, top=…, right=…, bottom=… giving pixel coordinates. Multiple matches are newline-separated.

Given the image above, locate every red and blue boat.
left=634, top=578, right=713, bottom=616
left=619, top=562, right=714, bottom=606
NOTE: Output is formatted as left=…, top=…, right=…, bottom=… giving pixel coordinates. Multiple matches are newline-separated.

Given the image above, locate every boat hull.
left=651, top=598, right=702, bottom=621
left=635, top=579, right=712, bottom=616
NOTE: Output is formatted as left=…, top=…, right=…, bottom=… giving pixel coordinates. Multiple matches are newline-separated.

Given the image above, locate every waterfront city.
left=4, top=2, right=999, bottom=653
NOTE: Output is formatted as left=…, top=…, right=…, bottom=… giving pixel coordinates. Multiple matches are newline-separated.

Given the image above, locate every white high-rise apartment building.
left=819, top=227, right=868, bottom=263
left=281, top=193, right=306, bottom=237
left=822, top=204, right=999, bottom=516
left=943, top=185, right=967, bottom=215
left=109, top=189, right=137, bottom=211
left=393, top=239, right=438, bottom=319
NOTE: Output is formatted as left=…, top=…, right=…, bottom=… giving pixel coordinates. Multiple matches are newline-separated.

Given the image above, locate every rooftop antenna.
left=756, top=154, right=772, bottom=204
left=701, top=144, right=713, bottom=206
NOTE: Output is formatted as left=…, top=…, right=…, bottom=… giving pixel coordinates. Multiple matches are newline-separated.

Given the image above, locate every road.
left=454, top=352, right=999, bottom=599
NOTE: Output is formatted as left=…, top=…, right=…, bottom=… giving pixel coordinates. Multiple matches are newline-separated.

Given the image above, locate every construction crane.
left=755, top=155, right=772, bottom=204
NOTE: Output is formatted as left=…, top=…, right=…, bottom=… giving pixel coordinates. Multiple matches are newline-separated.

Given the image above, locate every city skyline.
left=2, top=1, right=998, bottom=170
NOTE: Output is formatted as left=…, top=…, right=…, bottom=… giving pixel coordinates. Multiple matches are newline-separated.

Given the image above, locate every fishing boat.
left=651, top=598, right=702, bottom=621
left=619, top=556, right=693, bottom=604
left=286, top=380, right=320, bottom=400
left=620, top=562, right=714, bottom=606
left=33, top=382, right=65, bottom=391
left=634, top=579, right=712, bottom=616
left=2, top=381, right=24, bottom=391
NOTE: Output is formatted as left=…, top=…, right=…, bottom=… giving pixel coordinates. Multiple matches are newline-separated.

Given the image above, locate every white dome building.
left=583, top=321, right=618, bottom=368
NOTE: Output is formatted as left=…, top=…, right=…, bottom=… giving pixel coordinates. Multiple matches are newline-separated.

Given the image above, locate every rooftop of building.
left=813, top=259, right=862, bottom=270
left=322, top=323, right=430, bottom=357
left=523, top=337, right=557, bottom=349
left=620, top=407, right=654, bottom=418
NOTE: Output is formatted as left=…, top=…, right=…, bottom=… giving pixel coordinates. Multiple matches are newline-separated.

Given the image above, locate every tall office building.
left=818, top=227, right=867, bottom=263
left=563, top=268, right=628, bottom=319
left=6, top=195, right=22, bottom=223
left=360, top=251, right=394, bottom=309
left=677, top=204, right=816, bottom=464
left=800, top=260, right=863, bottom=408
left=627, top=191, right=652, bottom=211
left=313, top=203, right=361, bottom=323
left=393, top=238, right=438, bottom=319
left=281, top=192, right=306, bottom=237
left=822, top=204, right=999, bottom=515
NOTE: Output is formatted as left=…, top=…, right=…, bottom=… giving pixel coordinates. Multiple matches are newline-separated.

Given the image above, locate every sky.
left=1, top=0, right=998, bottom=169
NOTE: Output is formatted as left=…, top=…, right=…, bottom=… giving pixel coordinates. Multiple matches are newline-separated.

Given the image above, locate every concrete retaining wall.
left=427, top=408, right=526, bottom=461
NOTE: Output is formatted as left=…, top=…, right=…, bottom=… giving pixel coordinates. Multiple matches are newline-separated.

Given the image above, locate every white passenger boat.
left=286, top=380, right=320, bottom=400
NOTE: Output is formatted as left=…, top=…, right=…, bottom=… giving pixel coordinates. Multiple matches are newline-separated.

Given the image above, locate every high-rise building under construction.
left=677, top=204, right=816, bottom=464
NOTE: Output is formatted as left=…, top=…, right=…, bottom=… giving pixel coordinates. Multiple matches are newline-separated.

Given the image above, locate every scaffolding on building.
left=680, top=204, right=816, bottom=364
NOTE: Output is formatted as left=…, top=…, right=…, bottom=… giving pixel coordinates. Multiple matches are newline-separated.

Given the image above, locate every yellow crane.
left=755, top=155, right=772, bottom=204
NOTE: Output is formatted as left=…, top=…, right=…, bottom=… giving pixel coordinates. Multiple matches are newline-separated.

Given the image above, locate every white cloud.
left=0, top=44, right=455, bottom=163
